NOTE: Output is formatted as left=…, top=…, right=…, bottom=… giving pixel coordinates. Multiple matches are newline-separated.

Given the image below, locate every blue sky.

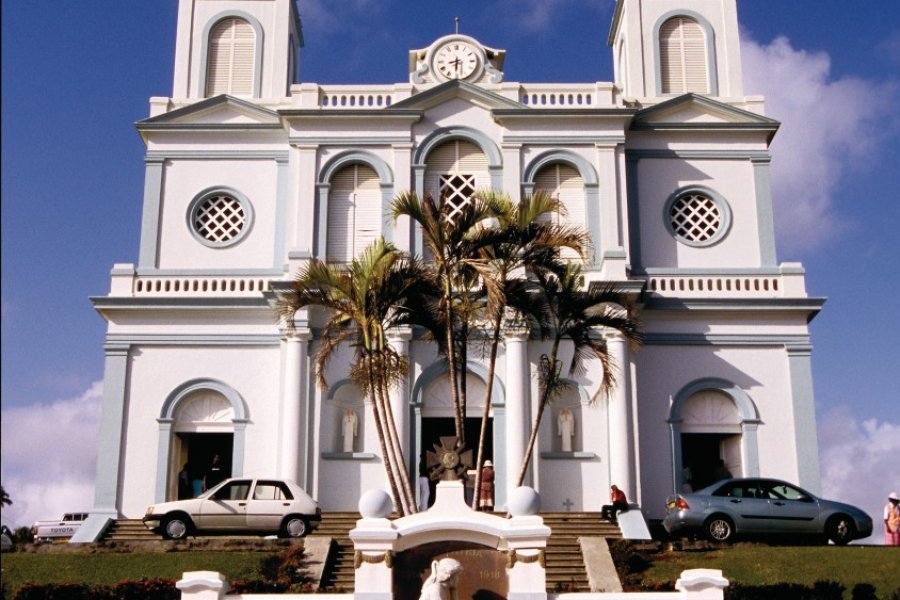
left=2, top=1, right=898, bottom=535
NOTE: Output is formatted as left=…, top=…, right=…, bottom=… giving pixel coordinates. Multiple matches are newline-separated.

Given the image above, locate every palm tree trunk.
left=517, top=337, right=561, bottom=487
left=366, top=351, right=408, bottom=516
left=375, top=338, right=416, bottom=513
left=443, top=296, right=465, bottom=446
left=471, top=311, right=503, bottom=508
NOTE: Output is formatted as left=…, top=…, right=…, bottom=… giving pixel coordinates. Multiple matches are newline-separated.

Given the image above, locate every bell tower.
left=171, top=0, right=303, bottom=100
left=608, top=0, right=744, bottom=99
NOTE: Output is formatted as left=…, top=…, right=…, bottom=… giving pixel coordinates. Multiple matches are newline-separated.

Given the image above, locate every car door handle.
left=238, top=502, right=246, bottom=507
left=282, top=503, right=290, bottom=506
left=773, top=501, right=785, bottom=506
left=729, top=499, right=742, bottom=503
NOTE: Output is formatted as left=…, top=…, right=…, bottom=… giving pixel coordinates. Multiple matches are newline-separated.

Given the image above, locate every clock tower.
left=409, top=35, right=506, bottom=86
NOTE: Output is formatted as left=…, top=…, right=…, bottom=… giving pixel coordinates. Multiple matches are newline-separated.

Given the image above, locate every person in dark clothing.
left=601, top=484, right=629, bottom=523
left=177, top=463, right=192, bottom=499
left=206, top=454, right=227, bottom=489
left=713, top=459, right=733, bottom=482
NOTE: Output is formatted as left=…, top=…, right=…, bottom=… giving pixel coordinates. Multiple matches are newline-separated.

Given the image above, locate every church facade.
left=76, top=0, right=825, bottom=541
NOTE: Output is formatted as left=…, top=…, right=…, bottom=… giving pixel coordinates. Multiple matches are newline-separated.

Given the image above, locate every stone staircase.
left=310, top=512, right=363, bottom=591
left=102, top=519, right=161, bottom=541
left=542, top=512, right=621, bottom=592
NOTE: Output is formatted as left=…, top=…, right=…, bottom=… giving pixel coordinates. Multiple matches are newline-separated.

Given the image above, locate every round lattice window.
left=665, top=190, right=731, bottom=246
left=188, top=190, right=253, bottom=247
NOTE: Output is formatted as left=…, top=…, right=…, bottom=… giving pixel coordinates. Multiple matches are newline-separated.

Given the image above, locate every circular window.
left=188, top=190, right=253, bottom=247
left=665, top=189, right=731, bottom=247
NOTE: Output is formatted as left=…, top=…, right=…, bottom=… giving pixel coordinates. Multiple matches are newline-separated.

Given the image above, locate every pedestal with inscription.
left=350, top=481, right=551, bottom=600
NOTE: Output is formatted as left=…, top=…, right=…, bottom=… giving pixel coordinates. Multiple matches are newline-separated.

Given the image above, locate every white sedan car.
left=143, top=477, right=321, bottom=540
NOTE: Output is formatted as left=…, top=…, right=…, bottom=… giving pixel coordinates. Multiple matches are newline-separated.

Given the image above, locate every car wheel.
left=162, top=515, right=192, bottom=540
left=704, top=515, right=735, bottom=543
left=281, top=516, right=309, bottom=538
left=826, top=515, right=855, bottom=546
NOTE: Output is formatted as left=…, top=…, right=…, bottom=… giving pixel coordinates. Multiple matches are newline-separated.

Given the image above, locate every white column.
left=505, top=326, right=530, bottom=495
left=606, top=331, right=636, bottom=500
left=388, top=327, right=412, bottom=470
left=281, top=327, right=310, bottom=482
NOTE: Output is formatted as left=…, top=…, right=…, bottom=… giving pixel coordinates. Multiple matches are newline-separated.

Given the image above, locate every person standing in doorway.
left=478, top=460, right=495, bottom=512
left=206, top=454, right=226, bottom=489
left=418, top=465, right=431, bottom=512
left=189, top=460, right=205, bottom=497
left=885, top=491, right=900, bottom=546
left=713, top=459, right=732, bottom=482
left=601, top=484, right=628, bottom=523
left=178, top=463, right=192, bottom=499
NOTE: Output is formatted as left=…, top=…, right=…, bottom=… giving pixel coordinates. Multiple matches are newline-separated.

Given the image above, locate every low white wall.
left=176, top=568, right=729, bottom=600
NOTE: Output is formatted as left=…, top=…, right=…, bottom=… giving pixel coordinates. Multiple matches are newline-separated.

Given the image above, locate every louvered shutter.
left=534, top=164, right=585, bottom=259
left=206, top=18, right=255, bottom=97
left=327, top=165, right=382, bottom=263
left=660, top=17, right=708, bottom=95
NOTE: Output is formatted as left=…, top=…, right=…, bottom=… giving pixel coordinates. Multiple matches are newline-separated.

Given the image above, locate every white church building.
left=75, top=0, right=825, bottom=541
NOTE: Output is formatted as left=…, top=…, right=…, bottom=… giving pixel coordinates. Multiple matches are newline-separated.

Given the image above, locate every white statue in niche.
left=341, top=408, right=358, bottom=453
left=558, top=407, right=575, bottom=452
left=418, top=558, right=463, bottom=600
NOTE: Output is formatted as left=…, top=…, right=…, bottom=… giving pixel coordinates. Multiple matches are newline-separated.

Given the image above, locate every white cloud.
left=817, top=405, right=900, bottom=544
left=0, top=382, right=102, bottom=529
left=741, top=34, right=899, bottom=256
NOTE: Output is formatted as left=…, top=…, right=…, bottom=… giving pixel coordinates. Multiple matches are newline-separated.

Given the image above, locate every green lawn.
left=0, top=551, right=275, bottom=597
left=631, top=545, right=900, bottom=597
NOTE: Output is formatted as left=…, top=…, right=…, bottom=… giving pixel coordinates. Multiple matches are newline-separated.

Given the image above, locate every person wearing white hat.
left=478, top=460, right=495, bottom=512
left=885, top=491, right=900, bottom=546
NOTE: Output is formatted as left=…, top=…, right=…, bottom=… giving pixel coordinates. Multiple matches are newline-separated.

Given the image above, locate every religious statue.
left=558, top=407, right=575, bottom=452
left=419, top=557, right=463, bottom=600
left=341, top=408, right=358, bottom=453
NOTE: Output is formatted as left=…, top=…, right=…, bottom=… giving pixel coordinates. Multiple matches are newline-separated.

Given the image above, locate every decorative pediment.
left=137, top=95, right=283, bottom=128
left=632, top=93, right=779, bottom=127
left=391, top=80, right=522, bottom=112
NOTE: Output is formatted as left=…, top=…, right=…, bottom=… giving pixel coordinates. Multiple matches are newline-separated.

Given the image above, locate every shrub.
left=850, top=583, right=877, bottom=600
left=113, top=579, right=178, bottom=600
left=13, top=583, right=108, bottom=600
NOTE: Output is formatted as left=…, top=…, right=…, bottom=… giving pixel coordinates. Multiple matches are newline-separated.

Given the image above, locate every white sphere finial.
left=507, top=486, right=541, bottom=516
left=359, top=489, right=393, bottom=518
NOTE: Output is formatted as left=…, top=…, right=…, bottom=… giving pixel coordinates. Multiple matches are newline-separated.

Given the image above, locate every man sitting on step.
left=600, top=484, right=628, bottom=524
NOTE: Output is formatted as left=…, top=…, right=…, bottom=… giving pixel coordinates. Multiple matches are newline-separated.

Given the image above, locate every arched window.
left=533, top=163, right=585, bottom=259
left=327, top=164, right=382, bottom=263
left=425, top=140, right=489, bottom=226
left=659, top=16, right=709, bottom=94
left=206, top=17, right=256, bottom=97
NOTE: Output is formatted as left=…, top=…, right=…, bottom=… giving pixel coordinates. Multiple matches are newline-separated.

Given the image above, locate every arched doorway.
left=668, top=378, right=761, bottom=493
left=155, top=379, right=248, bottom=503
left=170, top=390, right=235, bottom=499
left=411, top=362, right=504, bottom=508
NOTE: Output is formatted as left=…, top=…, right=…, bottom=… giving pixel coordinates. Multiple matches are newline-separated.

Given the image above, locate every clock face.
left=433, top=42, right=480, bottom=80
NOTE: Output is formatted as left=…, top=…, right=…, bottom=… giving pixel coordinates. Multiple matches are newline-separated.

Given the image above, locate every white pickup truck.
left=31, top=512, right=89, bottom=541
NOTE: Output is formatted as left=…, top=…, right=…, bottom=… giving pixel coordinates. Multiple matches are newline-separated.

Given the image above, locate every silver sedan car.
left=663, top=478, right=872, bottom=545
left=143, top=477, right=321, bottom=540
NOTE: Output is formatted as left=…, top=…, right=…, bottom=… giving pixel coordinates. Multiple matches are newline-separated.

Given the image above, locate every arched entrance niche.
left=410, top=360, right=506, bottom=508
left=155, top=379, right=249, bottom=502
left=668, top=378, right=760, bottom=492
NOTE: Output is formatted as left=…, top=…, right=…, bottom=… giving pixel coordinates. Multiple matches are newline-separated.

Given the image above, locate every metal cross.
left=455, top=17, right=460, bottom=34
left=562, top=498, right=574, bottom=512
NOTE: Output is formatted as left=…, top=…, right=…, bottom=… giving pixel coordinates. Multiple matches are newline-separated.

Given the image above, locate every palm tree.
left=391, top=191, right=506, bottom=448
left=276, top=239, right=429, bottom=515
left=468, top=190, right=592, bottom=508
left=516, top=262, right=642, bottom=487
left=1, top=485, right=11, bottom=507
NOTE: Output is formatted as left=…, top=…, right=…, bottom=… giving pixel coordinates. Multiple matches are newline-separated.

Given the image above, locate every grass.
left=0, top=551, right=275, bottom=597
left=624, top=544, right=900, bottom=597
